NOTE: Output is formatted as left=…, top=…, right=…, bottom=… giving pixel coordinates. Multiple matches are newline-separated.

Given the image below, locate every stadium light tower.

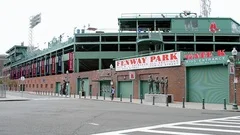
left=28, top=13, right=41, bottom=53
left=200, top=0, right=211, bottom=17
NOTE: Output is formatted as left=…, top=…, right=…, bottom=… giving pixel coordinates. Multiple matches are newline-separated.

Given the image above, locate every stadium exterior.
left=3, top=12, right=240, bottom=104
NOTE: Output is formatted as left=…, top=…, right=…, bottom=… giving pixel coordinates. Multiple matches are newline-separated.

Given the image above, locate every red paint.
left=209, top=22, right=220, bottom=33
left=68, top=52, right=74, bottom=71
left=184, top=50, right=225, bottom=60
left=52, top=57, right=55, bottom=74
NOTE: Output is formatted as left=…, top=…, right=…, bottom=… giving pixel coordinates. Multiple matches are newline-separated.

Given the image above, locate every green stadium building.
left=3, top=12, right=240, bottom=105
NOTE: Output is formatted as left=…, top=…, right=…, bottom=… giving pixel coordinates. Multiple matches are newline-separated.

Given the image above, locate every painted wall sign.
left=184, top=50, right=225, bottom=60
left=115, top=52, right=181, bottom=71
left=129, top=71, right=135, bottom=80
left=209, top=22, right=220, bottom=33
left=229, top=64, right=234, bottom=74
left=185, top=56, right=227, bottom=66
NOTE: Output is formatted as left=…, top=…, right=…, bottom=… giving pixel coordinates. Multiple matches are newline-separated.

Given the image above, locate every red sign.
left=52, top=57, right=55, bottom=74
left=129, top=72, right=135, bottom=80
left=184, top=50, right=225, bottom=60
left=209, top=22, right=220, bottom=33
left=68, top=52, right=74, bottom=71
left=41, top=60, right=45, bottom=75
left=33, top=63, right=36, bottom=76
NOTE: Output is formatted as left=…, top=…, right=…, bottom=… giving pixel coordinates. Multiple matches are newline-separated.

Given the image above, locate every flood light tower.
left=28, top=13, right=41, bottom=53
left=200, top=0, right=211, bottom=17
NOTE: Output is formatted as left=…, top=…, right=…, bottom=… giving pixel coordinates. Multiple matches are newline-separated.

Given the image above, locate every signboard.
left=229, top=64, right=234, bottom=74
left=184, top=50, right=225, bottom=60
left=129, top=72, right=135, bottom=80
left=115, top=52, right=181, bottom=71
left=185, top=56, right=227, bottom=67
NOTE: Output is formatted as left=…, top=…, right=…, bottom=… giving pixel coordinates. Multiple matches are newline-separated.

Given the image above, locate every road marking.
left=167, top=125, right=240, bottom=133
left=205, top=120, right=240, bottom=125
left=89, top=123, right=99, bottom=126
left=140, top=129, right=212, bottom=135
left=190, top=123, right=240, bottom=128
left=93, top=116, right=240, bottom=135
left=218, top=119, right=240, bottom=122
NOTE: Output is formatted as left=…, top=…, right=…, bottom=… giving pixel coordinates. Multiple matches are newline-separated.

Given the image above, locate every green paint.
left=118, top=81, right=133, bottom=98
left=185, top=56, right=228, bottom=66
left=100, top=81, right=111, bottom=97
left=187, top=65, right=229, bottom=104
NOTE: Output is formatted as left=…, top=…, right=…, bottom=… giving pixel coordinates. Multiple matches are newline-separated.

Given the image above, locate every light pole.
left=110, top=64, right=114, bottom=86
left=66, top=70, right=69, bottom=96
left=20, top=76, right=25, bottom=97
left=232, top=47, right=238, bottom=110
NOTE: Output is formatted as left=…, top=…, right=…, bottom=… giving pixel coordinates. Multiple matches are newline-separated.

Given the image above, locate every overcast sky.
left=0, top=0, right=239, bottom=54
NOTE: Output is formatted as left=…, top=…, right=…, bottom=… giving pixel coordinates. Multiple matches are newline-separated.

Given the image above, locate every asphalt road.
left=0, top=92, right=239, bottom=135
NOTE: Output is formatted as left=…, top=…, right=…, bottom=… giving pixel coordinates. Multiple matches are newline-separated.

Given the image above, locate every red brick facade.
left=11, top=64, right=186, bottom=102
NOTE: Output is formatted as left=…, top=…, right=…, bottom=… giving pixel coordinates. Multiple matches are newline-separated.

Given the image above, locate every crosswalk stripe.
left=167, top=125, right=240, bottom=133
left=189, top=123, right=240, bottom=128
left=140, top=129, right=212, bottom=135
left=205, top=121, right=240, bottom=125
left=218, top=119, right=240, bottom=122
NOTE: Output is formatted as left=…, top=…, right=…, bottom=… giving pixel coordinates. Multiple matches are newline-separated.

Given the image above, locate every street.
left=0, top=92, right=239, bottom=135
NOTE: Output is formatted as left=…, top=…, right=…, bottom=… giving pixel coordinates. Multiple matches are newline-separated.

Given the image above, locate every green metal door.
left=187, top=65, right=229, bottom=104
left=83, top=79, right=89, bottom=96
left=139, top=80, right=149, bottom=99
left=77, top=78, right=89, bottom=96
left=100, top=81, right=111, bottom=97
left=55, top=82, right=61, bottom=93
left=118, top=81, right=133, bottom=98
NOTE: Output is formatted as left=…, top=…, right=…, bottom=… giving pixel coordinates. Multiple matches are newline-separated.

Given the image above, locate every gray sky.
left=0, top=0, right=239, bottom=54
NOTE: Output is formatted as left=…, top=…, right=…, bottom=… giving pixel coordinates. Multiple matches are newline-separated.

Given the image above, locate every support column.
left=62, top=49, right=64, bottom=74
left=154, top=20, right=156, bottom=31
left=76, top=59, right=79, bottom=72
left=213, top=34, right=216, bottom=52
left=99, top=58, right=102, bottom=70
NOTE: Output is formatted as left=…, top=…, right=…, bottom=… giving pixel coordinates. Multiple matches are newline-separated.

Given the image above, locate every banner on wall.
left=33, top=63, right=36, bottom=76
left=115, top=52, right=181, bottom=71
left=46, top=58, right=49, bottom=74
left=52, top=57, right=55, bottom=74
left=41, top=60, right=44, bottom=75
left=58, top=55, right=62, bottom=73
left=68, top=52, right=74, bottom=71
left=37, top=61, right=40, bottom=74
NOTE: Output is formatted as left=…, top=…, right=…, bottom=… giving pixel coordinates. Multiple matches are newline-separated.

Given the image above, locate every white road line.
left=167, top=125, right=240, bottom=133
left=93, top=116, right=240, bottom=135
left=205, top=121, right=240, bottom=125
left=218, top=119, right=240, bottom=122
left=189, top=123, right=240, bottom=128
left=140, top=129, right=212, bottom=135
left=89, top=123, right=99, bottom=126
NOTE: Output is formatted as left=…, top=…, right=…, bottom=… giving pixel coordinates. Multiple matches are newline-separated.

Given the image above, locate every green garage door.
left=100, top=81, right=111, bottom=97
left=55, top=82, right=61, bottom=93
left=187, top=65, right=229, bottom=104
left=140, top=80, right=149, bottom=99
left=118, top=81, right=133, bottom=98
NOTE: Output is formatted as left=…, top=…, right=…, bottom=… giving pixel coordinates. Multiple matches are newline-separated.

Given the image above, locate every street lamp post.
left=66, top=70, right=69, bottom=96
left=20, top=76, right=25, bottom=97
left=232, top=47, right=238, bottom=110
left=110, top=64, right=113, bottom=86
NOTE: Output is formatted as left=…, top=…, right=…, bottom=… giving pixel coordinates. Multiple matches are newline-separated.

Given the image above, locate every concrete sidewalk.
left=27, top=91, right=239, bottom=111
left=0, top=95, right=30, bottom=102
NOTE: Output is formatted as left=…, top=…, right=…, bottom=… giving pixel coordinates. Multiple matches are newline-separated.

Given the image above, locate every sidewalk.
left=28, top=91, right=238, bottom=111
left=0, top=95, right=29, bottom=102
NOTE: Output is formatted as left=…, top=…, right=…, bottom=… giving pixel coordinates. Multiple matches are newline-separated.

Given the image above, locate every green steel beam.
left=113, top=49, right=174, bottom=61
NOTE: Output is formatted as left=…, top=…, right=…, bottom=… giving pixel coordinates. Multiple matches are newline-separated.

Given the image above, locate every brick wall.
left=15, top=65, right=185, bottom=102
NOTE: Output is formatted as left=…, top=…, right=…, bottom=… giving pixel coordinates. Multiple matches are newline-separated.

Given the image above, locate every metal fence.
left=0, top=84, right=6, bottom=98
